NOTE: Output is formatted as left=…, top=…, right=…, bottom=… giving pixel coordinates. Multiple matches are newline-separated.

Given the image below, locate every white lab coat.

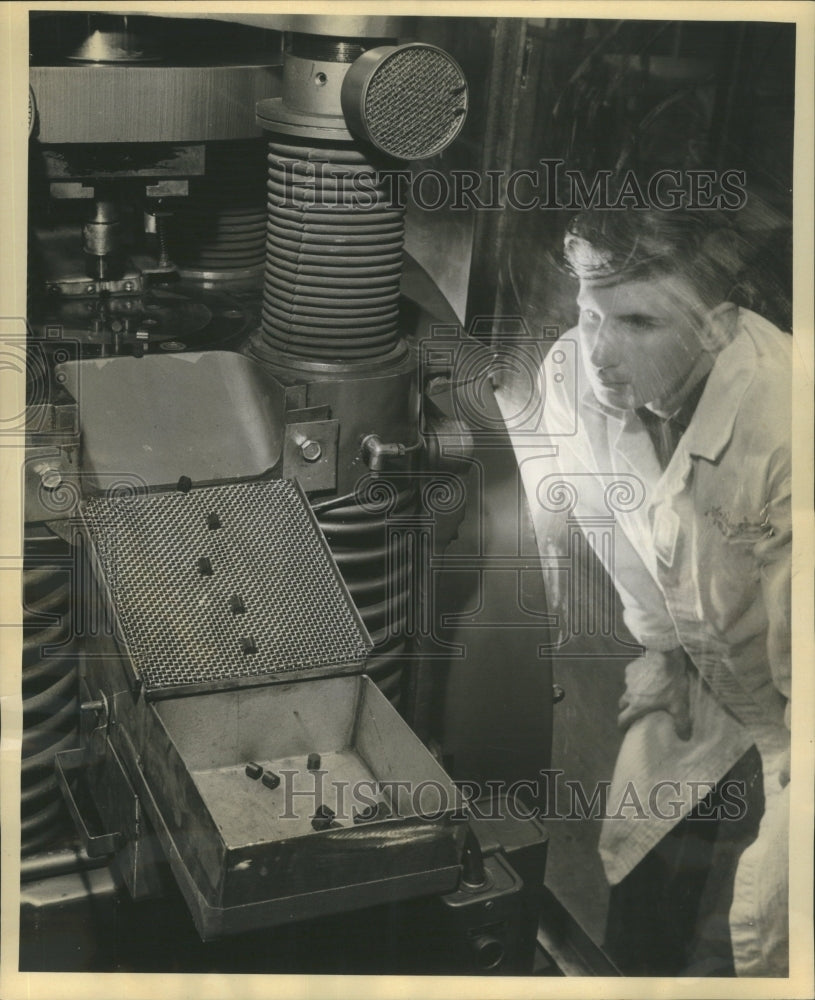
left=513, top=307, right=791, bottom=976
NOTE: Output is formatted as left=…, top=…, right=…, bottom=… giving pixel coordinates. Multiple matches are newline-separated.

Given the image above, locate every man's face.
left=576, top=272, right=710, bottom=411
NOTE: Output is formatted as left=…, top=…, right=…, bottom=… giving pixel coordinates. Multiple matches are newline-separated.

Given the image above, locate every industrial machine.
left=20, top=9, right=795, bottom=978
left=20, top=10, right=556, bottom=976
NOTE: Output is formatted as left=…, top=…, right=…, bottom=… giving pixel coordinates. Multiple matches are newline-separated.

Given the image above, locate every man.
left=538, top=210, right=791, bottom=976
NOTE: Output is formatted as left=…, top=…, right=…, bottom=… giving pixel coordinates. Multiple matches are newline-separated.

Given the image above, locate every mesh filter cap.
left=81, top=479, right=371, bottom=693
left=341, top=43, right=468, bottom=160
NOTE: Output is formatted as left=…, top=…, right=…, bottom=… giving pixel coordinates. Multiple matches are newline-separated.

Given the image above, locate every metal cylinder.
left=82, top=199, right=122, bottom=280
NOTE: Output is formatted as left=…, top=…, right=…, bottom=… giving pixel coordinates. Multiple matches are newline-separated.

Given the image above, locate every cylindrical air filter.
left=341, top=43, right=468, bottom=160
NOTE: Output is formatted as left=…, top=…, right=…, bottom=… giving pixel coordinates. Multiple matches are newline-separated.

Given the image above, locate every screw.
left=552, top=684, right=566, bottom=704
left=307, top=752, right=321, bottom=771
left=300, top=439, right=322, bottom=463
left=177, top=475, right=192, bottom=493
left=245, top=762, right=263, bottom=780
left=197, top=556, right=213, bottom=576
left=124, top=281, right=134, bottom=292
left=261, top=770, right=280, bottom=789
left=207, top=511, right=221, bottom=530
left=240, top=636, right=257, bottom=655
left=229, top=593, right=245, bottom=615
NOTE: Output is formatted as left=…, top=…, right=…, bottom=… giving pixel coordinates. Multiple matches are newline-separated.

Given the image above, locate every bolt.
left=197, top=556, right=213, bottom=576
left=48, top=285, right=60, bottom=296
left=307, top=752, right=321, bottom=771
left=262, top=770, right=281, bottom=790
left=552, top=684, right=566, bottom=704
left=229, top=593, right=245, bottom=615
left=85, top=284, right=96, bottom=294
left=300, top=439, right=322, bottom=463
left=240, top=636, right=257, bottom=655
left=207, top=512, right=221, bottom=530
left=34, top=463, right=62, bottom=490
left=245, top=762, right=263, bottom=780
left=177, top=475, right=192, bottom=493
left=124, top=281, right=134, bottom=292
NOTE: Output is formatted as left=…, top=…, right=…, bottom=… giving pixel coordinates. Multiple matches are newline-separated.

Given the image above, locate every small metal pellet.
left=245, top=762, right=263, bottom=780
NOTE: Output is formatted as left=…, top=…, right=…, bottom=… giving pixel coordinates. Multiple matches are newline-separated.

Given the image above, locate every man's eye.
left=625, top=316, right=659, bottom=330
left=580, top=309, right=600, bottom=324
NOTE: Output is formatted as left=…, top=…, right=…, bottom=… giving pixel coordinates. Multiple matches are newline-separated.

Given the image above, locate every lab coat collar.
left=679, top=321, right=756, bottom=463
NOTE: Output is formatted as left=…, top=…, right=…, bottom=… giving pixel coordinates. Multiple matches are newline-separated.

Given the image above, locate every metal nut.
left=33, top=462, right=62, bottom=490
left=300, top=439, right=322, bottom=463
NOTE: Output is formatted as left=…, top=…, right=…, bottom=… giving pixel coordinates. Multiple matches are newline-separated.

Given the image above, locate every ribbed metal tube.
left=261, top=140, right=405, bottom=361
left=316, top=484, right=415, bottom=707
left=172, top=140, right=267, bottom=274
left=21, top=530, right=78, bottom=855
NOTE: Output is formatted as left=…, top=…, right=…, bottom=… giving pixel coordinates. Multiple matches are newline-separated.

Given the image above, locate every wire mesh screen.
left=81, top=480, right=370, bottom=691
left=364, top=46, right=467, bottom=159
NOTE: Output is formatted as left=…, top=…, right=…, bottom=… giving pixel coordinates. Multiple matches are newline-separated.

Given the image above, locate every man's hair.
left=563, top=209, right=746, bottom=308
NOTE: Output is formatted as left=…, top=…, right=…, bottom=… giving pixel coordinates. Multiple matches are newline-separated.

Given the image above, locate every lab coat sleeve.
left=541, top=350, right=680, bottom=653
left=753, top=454, right=792, bottom=727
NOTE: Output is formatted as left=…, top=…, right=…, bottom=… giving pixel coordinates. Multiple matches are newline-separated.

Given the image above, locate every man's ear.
left=699, top=301, right=738, bottom=352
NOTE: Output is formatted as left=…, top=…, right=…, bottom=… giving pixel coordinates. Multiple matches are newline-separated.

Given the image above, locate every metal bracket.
left=282, top=418, right=339, bottom=493
left=54, top=747, right=123, bottom=857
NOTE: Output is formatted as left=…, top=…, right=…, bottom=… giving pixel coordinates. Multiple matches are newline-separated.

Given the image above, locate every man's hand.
left=617, top=648, right=692, bottom=740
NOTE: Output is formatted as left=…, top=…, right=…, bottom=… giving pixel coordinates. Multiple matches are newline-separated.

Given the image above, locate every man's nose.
left=588, top=320, right=618, bottom=370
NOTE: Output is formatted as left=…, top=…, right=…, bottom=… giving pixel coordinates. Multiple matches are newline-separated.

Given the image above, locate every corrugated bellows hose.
left=260, top=139, right=405, bottom=362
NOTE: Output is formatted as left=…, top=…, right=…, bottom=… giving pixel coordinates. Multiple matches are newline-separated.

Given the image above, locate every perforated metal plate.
left=354, top=45, right=467, bottom=159
left=81, top=480, right=371, bottom=693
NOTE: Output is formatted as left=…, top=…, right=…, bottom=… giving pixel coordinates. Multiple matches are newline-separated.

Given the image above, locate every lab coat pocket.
left=698, top=514, right=762, bottom=633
